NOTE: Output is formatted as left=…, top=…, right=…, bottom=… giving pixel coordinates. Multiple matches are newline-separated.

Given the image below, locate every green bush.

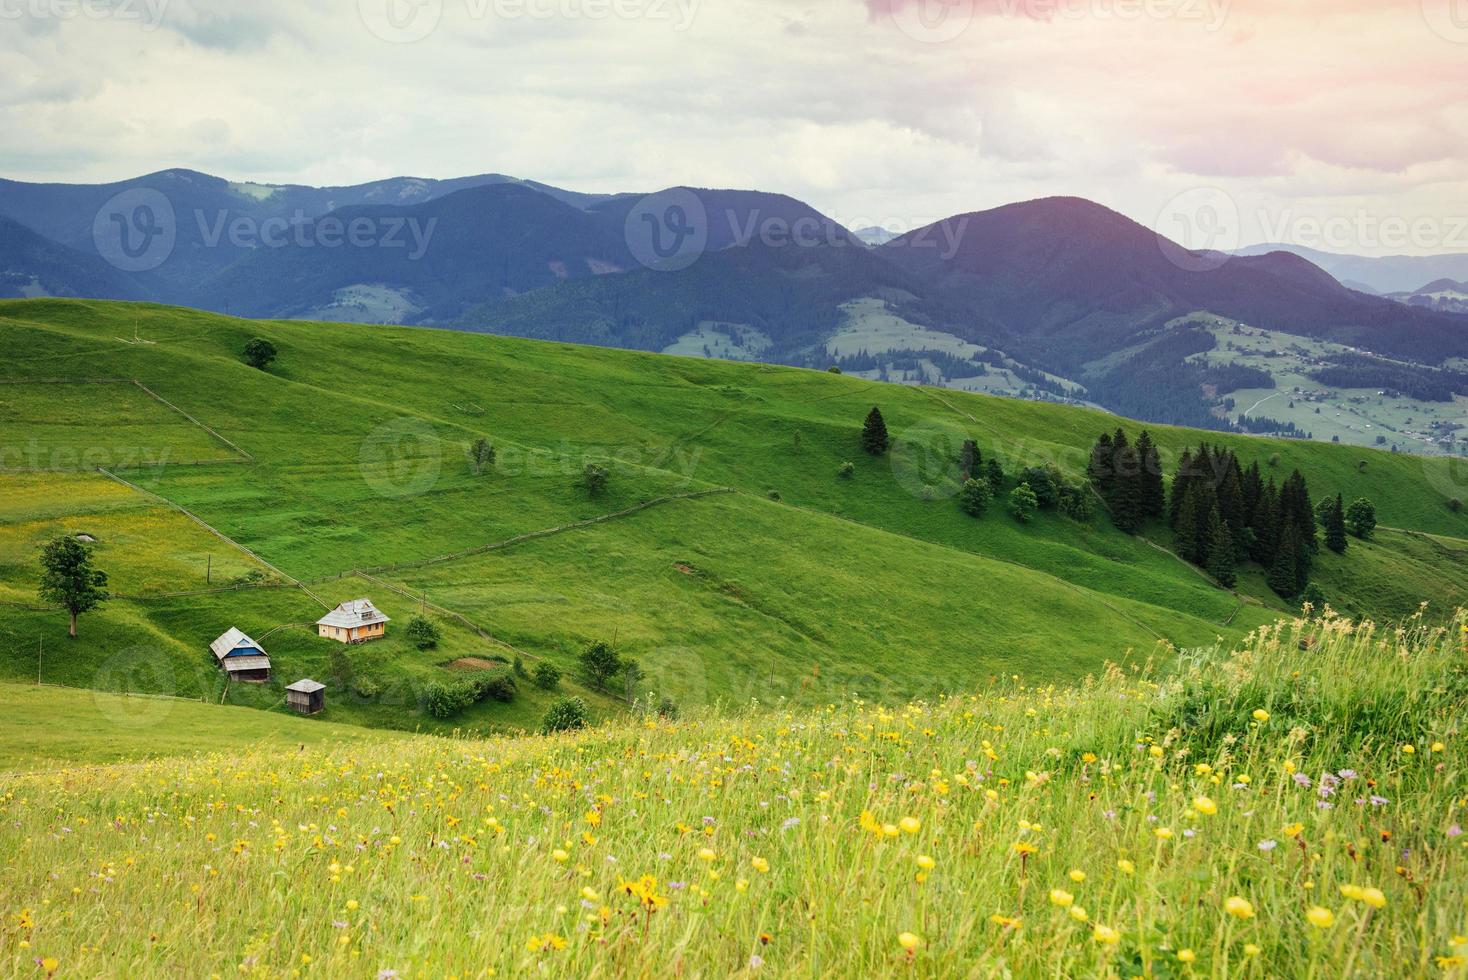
left=405, top=615, right=441, bottom=650
left=1007, top=484, right=1039, bottom=523
left=958, top=478, right=991, bottom=517
left=541, top=696, right=589, bottom=734
left=837, top=461, right=855, bottom=479
left=532, top=661, right=562, bottom=691
left=423, top=670, right=517, bottom=719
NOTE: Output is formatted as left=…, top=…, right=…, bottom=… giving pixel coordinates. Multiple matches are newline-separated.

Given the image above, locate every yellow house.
left=316, top=599, right=390, bottom=644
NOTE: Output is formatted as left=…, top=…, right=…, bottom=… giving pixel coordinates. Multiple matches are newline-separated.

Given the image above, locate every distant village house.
left=209, top=627, right=271, bottom=682
left=316, top=598, right=390, bottom=644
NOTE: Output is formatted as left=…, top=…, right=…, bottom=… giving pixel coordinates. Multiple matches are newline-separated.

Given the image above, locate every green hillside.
left=2, top=299, right=1466, bottom=732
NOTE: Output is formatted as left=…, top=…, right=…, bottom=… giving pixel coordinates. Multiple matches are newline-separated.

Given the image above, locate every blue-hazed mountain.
left=182, top=183, right=860, bottom=322
left=1234, top=242, right=1468, bottom=295
left=881, top=197, right=1468, bottom=367
left=0, top=215, right=150, bottom=301
left=0, top=169, right=609, bottom=300
left=3, top=170, right=1468, bottom=436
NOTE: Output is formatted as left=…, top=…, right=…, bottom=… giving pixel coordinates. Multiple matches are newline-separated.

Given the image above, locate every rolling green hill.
left=2, top=298, right=1466, bottom=733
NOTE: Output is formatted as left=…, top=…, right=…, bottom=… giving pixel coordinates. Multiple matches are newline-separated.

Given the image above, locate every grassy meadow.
left=1, top=298, right=1467, bottom=734
left=0, top=609, right=1463, bottom=976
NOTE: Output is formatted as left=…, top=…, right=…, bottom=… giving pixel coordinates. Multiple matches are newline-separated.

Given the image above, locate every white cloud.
left=0, top=0, right=1462, bottom=255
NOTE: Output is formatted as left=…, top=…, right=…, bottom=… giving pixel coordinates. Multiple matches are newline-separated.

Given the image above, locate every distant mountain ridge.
left=1234, top=242, right=1468, bottom=295
left=3, top=169, right=1468, bottom=439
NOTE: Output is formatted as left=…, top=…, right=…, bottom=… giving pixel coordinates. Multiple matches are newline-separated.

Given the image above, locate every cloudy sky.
left=2, top=0, right=1465, bottom=254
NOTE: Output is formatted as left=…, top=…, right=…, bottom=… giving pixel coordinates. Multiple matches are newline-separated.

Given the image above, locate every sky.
left=1, top=0, right=1466, bottom=255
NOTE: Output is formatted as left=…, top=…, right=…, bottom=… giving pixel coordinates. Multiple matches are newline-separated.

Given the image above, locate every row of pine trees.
left=1088, top=430, right=1358, bottom=598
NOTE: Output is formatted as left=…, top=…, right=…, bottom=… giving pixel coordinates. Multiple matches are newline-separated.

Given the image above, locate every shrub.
left=405, top=615, right=441, bottom=650
left=423, top=670, right=517, bottom=719
left=1057, top=483, right=1096, bottom=522
left=1449, top=498, right=1462, bottom=513
left=513, top=655, right=528, bottom=678
left=657, top=696, right=680, bottom=720
left=837, top=461, right=855, bottom=479
left=958, top=478, right=991, bottom=517
left=767, top=489, right=781, bottom=501
left=541, top=696, right=589, bottom=734
left=582, top=463, right=610, bottom=497
left=424, top=682, right=471, bottom=719
left=532, top=661, right=562, bottom=691
left=242, top=338, right=277, bottom=370
left=351, top=677, right=382, bottom=700
left=1019, top=466, right=1059, bottom=509
left=1007, top=484, right=1039, bottom=523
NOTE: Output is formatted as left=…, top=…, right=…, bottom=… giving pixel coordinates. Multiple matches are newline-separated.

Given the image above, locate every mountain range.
left=3, top=169, right=1467, bottom=436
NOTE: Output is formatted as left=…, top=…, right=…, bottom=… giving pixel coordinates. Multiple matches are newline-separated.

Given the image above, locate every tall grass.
left=2, top=608, right=1464, bottom=977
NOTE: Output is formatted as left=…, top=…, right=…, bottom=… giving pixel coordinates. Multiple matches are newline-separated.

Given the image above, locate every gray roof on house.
left=221, top=655, right=271, bottom=674
left=286, top=679, right=326, bottom=694
left=210, top=627, right=268, bottom=663
left=316, top=599, right=390, bottom=629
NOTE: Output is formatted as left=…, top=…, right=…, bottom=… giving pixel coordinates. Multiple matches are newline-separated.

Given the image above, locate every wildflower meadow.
left=2, top=608, right=1465, bottom=977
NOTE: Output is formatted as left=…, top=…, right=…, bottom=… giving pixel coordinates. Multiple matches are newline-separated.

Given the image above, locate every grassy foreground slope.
left=0, top=611, right=1463, bottom=977
left=0, top=682, right=403, bottom=771
left=1, top=299, right=1467, bottom=728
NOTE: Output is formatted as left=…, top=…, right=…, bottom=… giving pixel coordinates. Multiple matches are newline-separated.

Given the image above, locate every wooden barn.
left=316, top=598, right=390, bottom=644
left=209, top=627, right=272, bottom=682
left=285, top=679, right=326, bottom=715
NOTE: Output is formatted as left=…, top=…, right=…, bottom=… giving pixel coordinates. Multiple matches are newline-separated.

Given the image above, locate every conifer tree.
left=1110, top=441, right=1144, bottom=534
left=1169, top=448, right=1194, bottom=528
left=1324, top=493, right=1348, bottom=554
left=1205, top=506, right=1237, bottom=588
left=1087, top=433, right=1115, bottom=501
left=959, top=439, right=980, bottom=481
left=861, top=407, right=889, bottom=455
left=1249, top=479, right=1280, bottom=565
left=985, top=457, right=1004, bottom=488
left=1269, top=524, right=1303, bottom=598
left=1135, top=430, right=1165, bottom=519
left=1174, top=483, right=1202, bottom=564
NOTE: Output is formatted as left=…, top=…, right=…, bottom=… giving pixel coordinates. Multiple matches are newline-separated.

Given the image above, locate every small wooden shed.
left=285, top=678, right=326, bottom=715
left=209, top=627, right=271, bottom=682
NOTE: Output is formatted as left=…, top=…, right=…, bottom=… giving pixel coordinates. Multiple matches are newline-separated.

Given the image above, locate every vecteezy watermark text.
left=357, top=0, right=699, bottom=43
left=91, top=188, right=439, bottom=273
left=886, top=0, right=1230, bottom=44
left=0, top=0, right=168, bottom=28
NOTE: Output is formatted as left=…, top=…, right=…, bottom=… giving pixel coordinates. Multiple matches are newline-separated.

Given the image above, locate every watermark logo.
left=1423, top=456, right=1468, bottom=508
left=359, top=417, right=443, bottom=498
left=889, top=0, right=977, bottom=43
left=92, top=188, right=176, bottom=273
left=1154, top=186, right=1240, bottom=274
left=890, top=418, right=971, bottom=499
left=90, top=644, right=179, bottom=730
left=1422, top=0, right=1468, bottom=42
left=358, top=0, right=443, bottom=42
left=0, top=0, right=170, bottom=29
left=625, top=188, right=709, bottom=272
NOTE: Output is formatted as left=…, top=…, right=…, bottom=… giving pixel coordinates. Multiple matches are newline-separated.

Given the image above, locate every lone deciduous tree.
left=582, top=463, right=610, bottom=497
left=39, top=536, right=109, bottom=638
left=242, top=338, right=278, bottom=370
left=469, top=438, right=496, bottom=476
left=1345, top=498, right=1377, bottom=539
left=579, top=640, right=623, bottom=691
